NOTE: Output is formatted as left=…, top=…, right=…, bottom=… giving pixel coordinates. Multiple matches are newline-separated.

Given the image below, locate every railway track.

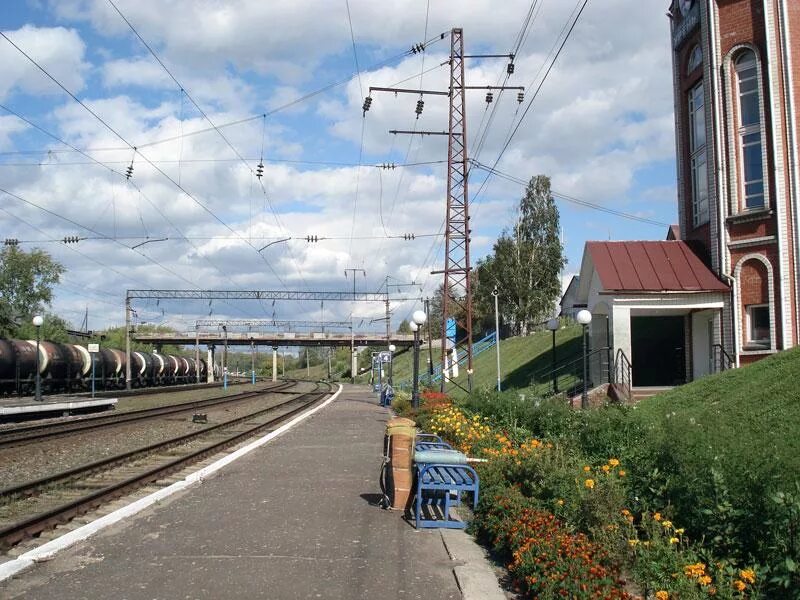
left=0, top=380, right=299, bottom=448
left=0, top=381, right=333, bottom=551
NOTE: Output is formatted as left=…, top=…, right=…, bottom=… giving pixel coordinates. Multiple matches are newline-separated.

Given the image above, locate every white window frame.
left=745, top=303, right=770, bottom=345
left=733, top=49, right=768, bottom=211
left=688, top=80, right=709, bottom=227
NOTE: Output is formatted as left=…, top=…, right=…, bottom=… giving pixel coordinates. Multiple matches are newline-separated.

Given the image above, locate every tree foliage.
left=0, top=246, right=65, bottom=337
left=473, top=175, right=565, bottom=336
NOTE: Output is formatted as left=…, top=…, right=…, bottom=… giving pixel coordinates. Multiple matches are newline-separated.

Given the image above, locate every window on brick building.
left=735, top=51, right=765, bottom=210
left=687, top=45, right=702, bottom=74
left=688, top=81, right=708, bottom=226
left=745, top=304, right=770, bottom=346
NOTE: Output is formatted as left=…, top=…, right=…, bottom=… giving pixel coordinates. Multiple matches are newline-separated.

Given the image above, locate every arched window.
left=688, top=81, right=708, bottom=226
left=735, top=50, right=765, bottom=209
left=739, top=258, right=771, bottom=348
left=687, top=45, right=702, bottom=74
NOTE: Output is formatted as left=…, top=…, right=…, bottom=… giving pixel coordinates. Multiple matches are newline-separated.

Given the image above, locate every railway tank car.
left=0, top=337, right=211, bottom=397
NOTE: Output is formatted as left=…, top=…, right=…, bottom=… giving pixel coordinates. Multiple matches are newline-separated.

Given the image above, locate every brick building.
left=669, top=0, right=799, bottom=366
left=570, top=0, right=799, bottom=390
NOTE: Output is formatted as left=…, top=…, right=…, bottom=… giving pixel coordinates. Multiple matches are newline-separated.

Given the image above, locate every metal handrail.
left=711, top=343, right=735, bottom=372
left=613, top=349, right=632, bottom=403
left=530, top=347, right=611, bottom=397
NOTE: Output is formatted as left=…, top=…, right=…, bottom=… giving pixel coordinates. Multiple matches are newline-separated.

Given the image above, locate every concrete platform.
left=0, top=396, right=117, bottom=419
left=0, top=385, right=504, bottom=599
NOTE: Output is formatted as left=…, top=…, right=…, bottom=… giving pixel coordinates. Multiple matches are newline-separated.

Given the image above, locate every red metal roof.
left=586, top=241, right=729, bottom=292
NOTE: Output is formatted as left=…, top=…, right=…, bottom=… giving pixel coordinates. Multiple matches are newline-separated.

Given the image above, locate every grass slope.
left=386, top=324, right=582, bottom=395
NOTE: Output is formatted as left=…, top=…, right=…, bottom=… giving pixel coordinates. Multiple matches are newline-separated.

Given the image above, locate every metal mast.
left=441, top=28, right=473, bottom=393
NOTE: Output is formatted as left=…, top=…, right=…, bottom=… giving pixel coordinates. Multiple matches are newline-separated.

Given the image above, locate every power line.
left=469, top=161, right=670, bottom=227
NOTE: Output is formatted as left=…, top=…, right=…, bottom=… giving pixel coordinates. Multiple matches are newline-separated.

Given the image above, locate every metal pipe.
left=492, top=287, right=501, bottom=392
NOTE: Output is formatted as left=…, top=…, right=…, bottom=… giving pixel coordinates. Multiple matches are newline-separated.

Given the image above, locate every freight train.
left=0, top=339, right=208, bottom=396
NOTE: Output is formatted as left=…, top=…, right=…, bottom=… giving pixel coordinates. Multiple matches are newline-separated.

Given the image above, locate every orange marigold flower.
left=653, top=512, right=662, bottom=521
left=583, top=465, right=591, bottom=472
left=733, top=580, right=746, bottom=592
left=698, top=575, right=712, bottom=586
left=740, top=569, right=756, bottom=584
left=601, top=464, right=611, bottom=473
left=584, top=479, right=595, bottom=489
left=655, top=591, right=669, bottom=600
left=618, top=470, right=626, bottom=477
left=609, top=458, right=620, bottom=467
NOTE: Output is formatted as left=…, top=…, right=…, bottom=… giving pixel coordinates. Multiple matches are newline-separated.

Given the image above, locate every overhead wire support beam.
left=463, top=53, right=515, bottom=59
left=389, top=130, right=450, bottom=136
left=195, top=319, right=352, bottom=329
left=126, top=289, right=405, bottom=302
left=368, top=87, right=450, bottom=96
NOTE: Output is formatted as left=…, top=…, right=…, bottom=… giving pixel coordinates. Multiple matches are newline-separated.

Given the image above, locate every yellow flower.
left=675, top=528, right=685, bottom=535
left=733, top=580, right=746, bottom=592
left=608, top=458, right=620, bottom=467
left=601, top=464, right=611, bottom=473
left=739, top=569, right=756, bottom=584
left=669, top=537, right=679, bottom=544
left=584, top=479, right=595, bottom=489
left=583, top=465, right=591, bottom=472
left=556, top=498, right=564, bottom=506
left=698, top=575, right=712, bottom=586
left=662, top=520, right=673, bottom=529
left=655, top=591, right=669, bottom=600
left=653, top=512, right=662, bottom=521
left=628, top=539, right=639, bottom=547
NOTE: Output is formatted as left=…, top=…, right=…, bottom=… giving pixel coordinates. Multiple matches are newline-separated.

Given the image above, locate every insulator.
left=403, top=233, right=415, bottom=240
left=507, top=61, right=515, bottom=75
left=517, top=91, right=524, bottom=104
left=306, top=235, right=318, bottom=243
left=411, top=42, right=425, bottom=54
left=485, top=92, right=493, bottom=104
left=256, top=162, right=264, bottom=178
left=125, top=164, right=134, bottom=179
left=415, top=99, right=424, bottom=117
left=3, top=238, right=19, bottom=246
left=362, top=96, right=372, bottom=115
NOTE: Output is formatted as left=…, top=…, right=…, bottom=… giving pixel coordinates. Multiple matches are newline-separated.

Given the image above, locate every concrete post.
left=272, top=347, right=278, bottom=382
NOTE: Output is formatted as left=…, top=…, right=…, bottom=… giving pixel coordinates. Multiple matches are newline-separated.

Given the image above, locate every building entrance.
left=631, top=316, right=685, bottom=386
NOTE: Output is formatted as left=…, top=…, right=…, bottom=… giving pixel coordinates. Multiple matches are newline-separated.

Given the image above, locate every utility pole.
left=345, top=268, right=366, bottom=383
left=125, top=296, right=132, bottom=390
left=365, top=28, right=522, bottom=395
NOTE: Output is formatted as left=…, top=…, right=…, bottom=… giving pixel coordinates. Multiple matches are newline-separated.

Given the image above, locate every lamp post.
left=410, top=309, right=427, bottom=409
left=492, top=286, right=501, bottom=392
left=222, top=325, right=228, bottom=390
left=546, top=318, right=559, bottom=393
left=387, top=343, right=396, bottom=386
left=32, top=315, right=43, bottom=401
left=576, top=309, right=592, bottom=409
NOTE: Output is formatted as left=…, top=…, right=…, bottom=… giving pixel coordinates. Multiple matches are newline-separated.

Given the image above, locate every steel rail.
left=0, top=382, right=332, bottom=549
left=0, top=380, right=298, bottom=448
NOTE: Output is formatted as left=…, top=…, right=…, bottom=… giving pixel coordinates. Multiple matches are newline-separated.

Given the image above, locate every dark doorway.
left=631, top=316, right=686, bottom=386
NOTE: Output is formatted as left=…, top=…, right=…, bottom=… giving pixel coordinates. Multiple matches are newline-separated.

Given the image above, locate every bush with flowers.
left=417, top=395, right=766, bottom=599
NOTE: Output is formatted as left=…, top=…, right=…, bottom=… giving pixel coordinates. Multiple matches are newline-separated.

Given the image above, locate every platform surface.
left=0, top=385, right=462, bottom=599
left=0, top=396, right=117, bottom=416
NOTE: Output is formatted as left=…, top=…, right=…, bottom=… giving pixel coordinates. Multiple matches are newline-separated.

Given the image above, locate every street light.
left=411, top=309, right=427, bottom=409
left=492, top=287, right=501, bottom=392
left=387, top=343, right=396, bottom=386
left=546, top=318, right=559, bottom=394
left=576, top=309, right=592, bottom=409
left=32, top=315, right=43, bottom=401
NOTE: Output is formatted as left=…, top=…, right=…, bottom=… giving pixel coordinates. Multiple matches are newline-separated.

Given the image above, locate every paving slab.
left=0, top=385, right=465, bottom=600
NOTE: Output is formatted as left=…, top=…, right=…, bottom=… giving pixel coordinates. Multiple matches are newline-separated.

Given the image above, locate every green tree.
left=474, top=175, right=565, bottom=336
left=397, top=319, right=412, bottom=334
left=0, top=246, right=65, bottom=337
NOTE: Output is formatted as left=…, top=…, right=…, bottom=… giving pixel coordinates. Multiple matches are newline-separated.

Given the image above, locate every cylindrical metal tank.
left=179, top=357, right=190, bottom=377
left=152, top=352, right=167, bottom=382
left=71, top=344, right=92, bottom=377
left=60, top=343, right=87, bottom=383
left=27, top=341, right=67, bottom=381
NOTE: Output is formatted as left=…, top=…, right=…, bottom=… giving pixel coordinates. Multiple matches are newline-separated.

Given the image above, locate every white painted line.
left=0, top=384, right=343, bottom=582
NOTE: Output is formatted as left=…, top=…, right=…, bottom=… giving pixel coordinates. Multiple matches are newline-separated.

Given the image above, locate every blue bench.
left=413, top=435, right=479, bottom=529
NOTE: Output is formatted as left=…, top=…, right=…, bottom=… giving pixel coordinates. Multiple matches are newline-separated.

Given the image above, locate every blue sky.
left=0, top=1, right=677, bottom=333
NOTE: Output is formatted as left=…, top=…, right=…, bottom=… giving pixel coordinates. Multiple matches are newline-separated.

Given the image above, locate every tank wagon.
left=0, top=339, right=208, bottom=396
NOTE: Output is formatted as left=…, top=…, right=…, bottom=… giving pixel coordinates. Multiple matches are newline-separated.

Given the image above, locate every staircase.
left=630, top=386, right=674, bottom=401
left=395, top=331, right=497, bottom=390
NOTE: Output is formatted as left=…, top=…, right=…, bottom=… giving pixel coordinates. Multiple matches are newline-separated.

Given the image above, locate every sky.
left=0, top=0, right=678, bottom=335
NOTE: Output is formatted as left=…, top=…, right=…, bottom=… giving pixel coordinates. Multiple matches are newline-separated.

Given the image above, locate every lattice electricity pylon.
left=364, top=28, right=522, bottom=394
left=441, top=28, right=473, bottom=393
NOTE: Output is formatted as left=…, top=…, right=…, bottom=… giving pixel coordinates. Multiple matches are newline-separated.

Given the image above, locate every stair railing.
left=613, top=349, right=632, bottom=403
left=711, top=343, right=735, bottom=372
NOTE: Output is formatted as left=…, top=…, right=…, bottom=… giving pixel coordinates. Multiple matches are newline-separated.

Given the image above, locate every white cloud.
left=0, top=25, right=89, bottom=101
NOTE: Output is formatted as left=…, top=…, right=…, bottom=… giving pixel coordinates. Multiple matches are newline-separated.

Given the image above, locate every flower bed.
left=416, top=396, right=763, bottom=599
